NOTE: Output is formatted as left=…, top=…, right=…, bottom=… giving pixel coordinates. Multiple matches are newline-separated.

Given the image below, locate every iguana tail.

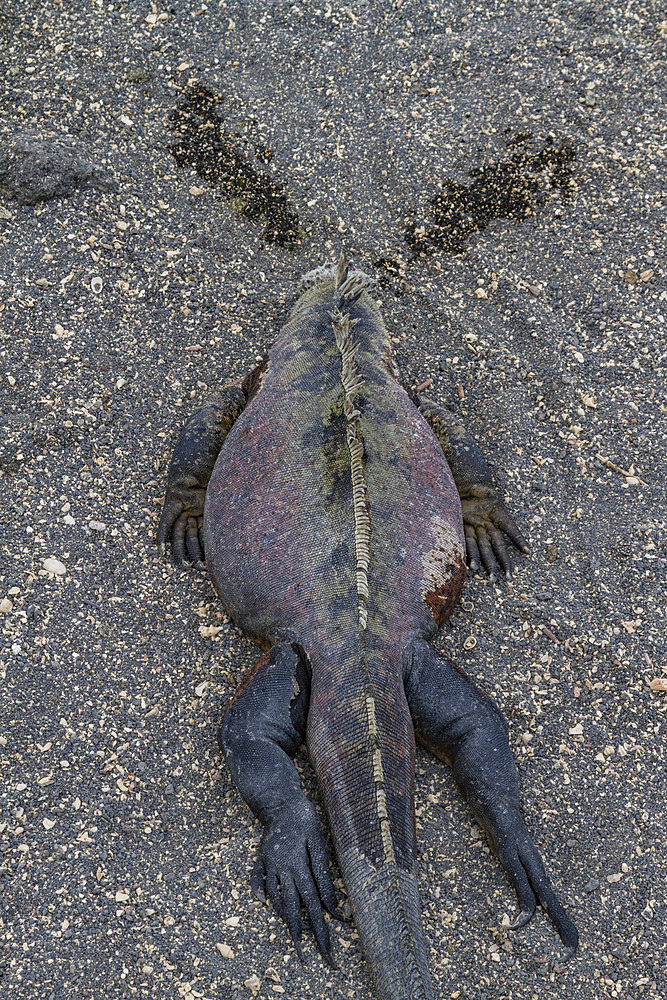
left=308, top=655, right=434, bottom=1000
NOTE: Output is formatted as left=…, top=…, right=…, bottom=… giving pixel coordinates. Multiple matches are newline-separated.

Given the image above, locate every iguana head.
left=291, top=252, right=379, bottom=317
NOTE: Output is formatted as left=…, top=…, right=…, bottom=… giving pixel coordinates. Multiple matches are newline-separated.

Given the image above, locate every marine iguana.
left=157, top=256, right=578, bottom=1000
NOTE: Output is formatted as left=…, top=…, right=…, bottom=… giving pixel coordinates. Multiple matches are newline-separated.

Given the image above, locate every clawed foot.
left=156, top=481, right=207, bottom=571
left=157, top=393, right=245, bottom=571
left=251, top=801, right=338, bottom=966
left=461, top=486, right=530, bottom=581
left=494, top=812, right=578, bottom=960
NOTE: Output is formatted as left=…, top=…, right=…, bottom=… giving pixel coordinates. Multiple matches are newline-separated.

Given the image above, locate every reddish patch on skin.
left=230, top=649, right=272, bottom=702
left=423, top=555, right=466, bottom=626
left=242, top=355, right=269, bottom=403
left=381, top=341, right=401, bottom=380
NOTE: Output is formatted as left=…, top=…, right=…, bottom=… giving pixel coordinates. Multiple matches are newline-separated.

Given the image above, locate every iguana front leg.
left=417, top=396, right=529, bottom=579
left=157, top=386, right=246, bottom=568
left=404, top=637, right=578, bottom=959
left=219, top=642, right=337, bottom=963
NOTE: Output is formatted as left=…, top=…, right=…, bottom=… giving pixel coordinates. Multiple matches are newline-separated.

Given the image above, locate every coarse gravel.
left=1, top=3, right=665, bottom=1000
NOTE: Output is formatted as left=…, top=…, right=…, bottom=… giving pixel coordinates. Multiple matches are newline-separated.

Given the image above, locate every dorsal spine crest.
left=332, top=303, right=396, bottom=867
left=332, top=306, right=370, bottom=630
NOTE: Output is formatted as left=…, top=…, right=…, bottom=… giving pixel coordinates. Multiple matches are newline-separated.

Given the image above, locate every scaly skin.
left=158, top=257, right=578, bottom=1000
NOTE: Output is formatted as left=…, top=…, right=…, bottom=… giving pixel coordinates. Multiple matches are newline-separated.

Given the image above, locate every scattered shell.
left=215, top=943, right=234, bottom=959
left=90, top=277, right=103, bottom=294
left=568, top=723, right=584, bottom=736
left=463, top=636, right=477, bottom=650
left=199, top=624, right=223, bottom=638
left=0, top=598, right=13, bottom=613
left=42, top=557, right=66, bottom=575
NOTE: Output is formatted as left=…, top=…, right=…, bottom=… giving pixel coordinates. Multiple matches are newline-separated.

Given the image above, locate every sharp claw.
left=468, top=560, right=479, bottom=572
left=521, top=543, right=531, bottom=555
left=157, top=541, right=166, bottom=556
left=557, top=944, right=578, bottom=964
left=292, top=937, right=305, bottom=964
left=312, top=924, right=336, bottom=968
left=508, top=909, right=534, bottom=930
left=193, top=560, right=206, bottom=572
left=323, top=898, right=341, bottom=920
left=505, top=569, right=513, bottom=580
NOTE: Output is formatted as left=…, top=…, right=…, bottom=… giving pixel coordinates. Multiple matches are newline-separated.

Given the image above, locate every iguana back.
left=204, top=268, right=465, bottom=999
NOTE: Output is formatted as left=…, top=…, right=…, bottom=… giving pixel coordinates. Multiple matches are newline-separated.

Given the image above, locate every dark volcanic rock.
left=0, top=131, right=111, bottom=205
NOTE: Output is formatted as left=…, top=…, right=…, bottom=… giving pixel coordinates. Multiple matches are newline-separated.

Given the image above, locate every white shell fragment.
left=42, top=558, right=66, bottom=575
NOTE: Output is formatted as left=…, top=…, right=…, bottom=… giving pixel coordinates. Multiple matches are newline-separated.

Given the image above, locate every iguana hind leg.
left=218, top=642, right=337, bottom=964
left=417, top=395, right=529, bottom=579
left=404, top=637, right=578, bottom=959
left=157, top=386, right=245, bottom=568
